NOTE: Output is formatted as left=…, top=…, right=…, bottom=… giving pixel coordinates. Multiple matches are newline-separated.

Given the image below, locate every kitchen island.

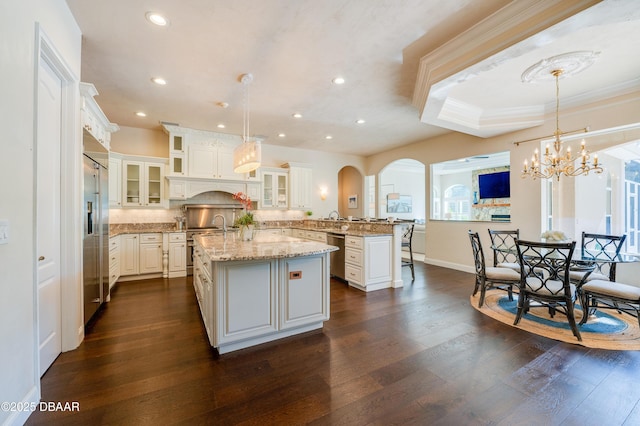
left=192, top=232, right=337, bottom=354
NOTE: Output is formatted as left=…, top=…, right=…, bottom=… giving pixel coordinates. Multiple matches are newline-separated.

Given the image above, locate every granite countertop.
left=303, top=227, right=392, bottom=237
left=262, top=220, right=402, bottom=237
left=194, top=233, right=338, bottom=261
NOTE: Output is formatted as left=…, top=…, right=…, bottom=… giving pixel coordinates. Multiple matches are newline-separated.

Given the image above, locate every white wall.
left=0, top=1, right=81, bottom=424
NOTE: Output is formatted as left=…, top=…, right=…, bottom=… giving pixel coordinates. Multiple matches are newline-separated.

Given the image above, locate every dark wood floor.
left=27, top=263, right=640, bottom=425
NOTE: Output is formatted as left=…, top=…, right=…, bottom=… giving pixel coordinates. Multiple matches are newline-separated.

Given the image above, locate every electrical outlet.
left=0, top=220, right=8, bottom=244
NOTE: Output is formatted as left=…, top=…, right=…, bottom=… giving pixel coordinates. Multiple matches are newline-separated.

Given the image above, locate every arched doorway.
left=338, top=165, right=364, bottom=218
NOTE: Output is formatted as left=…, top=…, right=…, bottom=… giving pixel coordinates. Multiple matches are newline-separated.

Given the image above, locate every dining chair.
left=468, top=231, right=520, bottom=308
left=401, top=224, right=415, bottom=280
left=488, top=229, right=520, bottom=272
left=579, top=279, right=640, bottom=327
left=514, top=239, right=582, bottom=341
left=568, top=232, right=627, bottom=285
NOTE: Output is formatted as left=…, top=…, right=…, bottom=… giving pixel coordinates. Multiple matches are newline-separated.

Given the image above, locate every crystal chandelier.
left=519, top=65, right=603, bottom=181
left=233, top=73, right=262, bottom=173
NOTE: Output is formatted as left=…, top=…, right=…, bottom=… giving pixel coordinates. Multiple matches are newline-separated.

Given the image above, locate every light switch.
left=0, top=220, right=8, bottom=244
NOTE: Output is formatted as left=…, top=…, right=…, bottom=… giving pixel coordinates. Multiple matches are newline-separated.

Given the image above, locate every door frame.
left=34, top=24, right=83, bottom=361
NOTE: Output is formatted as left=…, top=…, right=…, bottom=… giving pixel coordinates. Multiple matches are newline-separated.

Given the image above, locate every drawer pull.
left=289, top=271, right=302, bottom=280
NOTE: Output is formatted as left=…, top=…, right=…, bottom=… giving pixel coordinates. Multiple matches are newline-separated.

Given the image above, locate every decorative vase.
left=240, top=224, right=254, bottom=241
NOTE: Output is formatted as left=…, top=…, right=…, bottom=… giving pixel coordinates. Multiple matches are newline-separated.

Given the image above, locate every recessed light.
left=332, top=77, right=345, bottom=85
left=145, top=12, right=169, bottom=26
left=292, top=113, right=302, bottom=119
left=151, top=77, right=167, bottom=85
left=356, top=119, right=366, bottom=124
left=135, top=111, right=147, bottom=117
left=325, top=135, right=333, bottom=140
left=278, top=133, right=286, bottom=138
left=217, top=124, right=225, bottom=129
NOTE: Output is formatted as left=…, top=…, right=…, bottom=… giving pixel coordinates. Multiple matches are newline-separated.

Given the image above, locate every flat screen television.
left=478, top=171, right=510, bottom=199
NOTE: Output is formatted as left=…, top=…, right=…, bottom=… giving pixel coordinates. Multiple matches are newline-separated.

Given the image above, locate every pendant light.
left=233, top=73, right=261, bottom=173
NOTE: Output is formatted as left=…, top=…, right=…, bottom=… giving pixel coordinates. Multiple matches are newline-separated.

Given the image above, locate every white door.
left=37, top=59, right=62, bottom=376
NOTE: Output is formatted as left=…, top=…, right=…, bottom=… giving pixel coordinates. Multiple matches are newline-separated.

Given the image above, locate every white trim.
left=3, top=385, right=39, bottom=426
left=424, top=257, right=474, bottom=274
left=35, top=24, right=83, bottom=362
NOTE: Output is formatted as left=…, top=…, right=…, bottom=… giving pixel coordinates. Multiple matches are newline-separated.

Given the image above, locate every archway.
left=338, top=166, right=364, bottom=218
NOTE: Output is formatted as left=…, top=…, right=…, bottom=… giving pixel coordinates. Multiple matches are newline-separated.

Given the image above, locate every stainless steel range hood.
left=182, top=204, right=243, bottom=229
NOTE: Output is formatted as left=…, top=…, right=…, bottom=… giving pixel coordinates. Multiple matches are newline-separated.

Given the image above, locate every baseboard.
left=4, top=384, right=39, bottom=426
left=424, top=257, right=474, bottom=274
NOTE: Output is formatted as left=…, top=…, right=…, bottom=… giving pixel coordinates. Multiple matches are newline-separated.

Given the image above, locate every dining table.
left=492, top=239, right=640, bottom=287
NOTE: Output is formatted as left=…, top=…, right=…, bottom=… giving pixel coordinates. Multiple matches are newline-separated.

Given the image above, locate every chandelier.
left=233, top=73, right=262, bottom=173
left=517, top=53, right=603, bottom=181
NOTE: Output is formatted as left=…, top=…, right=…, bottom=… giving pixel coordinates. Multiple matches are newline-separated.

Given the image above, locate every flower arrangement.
left=541, top=230, right=568, bottom=242
left=235, top=211, right=255, bottom=227
left=232, top=192, right=252, bottom=210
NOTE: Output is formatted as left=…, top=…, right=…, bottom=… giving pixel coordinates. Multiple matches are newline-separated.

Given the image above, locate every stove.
left=186, top=228, right=225, bottom=275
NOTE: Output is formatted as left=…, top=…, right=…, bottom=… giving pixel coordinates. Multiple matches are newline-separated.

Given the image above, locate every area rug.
left=471, top=290, right=640, bottom=350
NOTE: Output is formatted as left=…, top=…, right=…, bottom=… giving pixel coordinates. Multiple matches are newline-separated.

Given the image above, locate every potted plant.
left=235, top=211, right=255, bottom=240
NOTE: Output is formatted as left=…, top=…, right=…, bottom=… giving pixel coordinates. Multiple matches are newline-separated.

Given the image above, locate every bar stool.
left=402, top=224, right=415, bottom=280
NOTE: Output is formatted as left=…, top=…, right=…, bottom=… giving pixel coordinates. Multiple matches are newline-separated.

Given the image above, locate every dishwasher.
left=327, top=233, right=345, bottom=281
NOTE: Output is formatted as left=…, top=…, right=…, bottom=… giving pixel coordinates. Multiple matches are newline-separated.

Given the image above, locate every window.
left=625, top=160, right=640, bottom=253
left=432, top=186, right=441, bottom=219
left=444, top=184, right=471, bottom=220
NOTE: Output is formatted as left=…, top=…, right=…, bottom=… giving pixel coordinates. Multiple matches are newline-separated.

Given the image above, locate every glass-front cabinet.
left=168, top=133, right=186, bottom=176
left=261, top=169, right=288, bottom=208
left=122, top=160, right=165, bottom=207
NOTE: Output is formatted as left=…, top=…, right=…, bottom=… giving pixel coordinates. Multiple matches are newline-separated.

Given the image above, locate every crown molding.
left=412, top=0, right=600, bottom=114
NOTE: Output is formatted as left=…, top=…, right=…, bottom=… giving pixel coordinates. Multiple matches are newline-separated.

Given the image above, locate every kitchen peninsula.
left=193, top=232, right=337, bottom=354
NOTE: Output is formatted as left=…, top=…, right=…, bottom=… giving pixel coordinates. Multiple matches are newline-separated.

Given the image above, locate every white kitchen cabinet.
left=79, top=82, right=119, bottom=151
left=188, top=141, right=239, bottom=180
left=120, top=234, right=139, bottom=276
left=215, top=260, right=279, bottom=345
left=168, top=132, right=186, bottom=176
left=139, top=233, right=163, bottom=274
left=167, top=178, right=187, bottom=200
left=284, top=163, right=312, bottom=210
left=261, top=169, right=288, bottom=208
left=119, top=233, right=170, bottom=279
left=259, top=228, right=284, bottom=237
left=246, top=181, right=261, bottom=201
left=122, top=160, right=165, bottom=207
left=168, top=232, right=187, bottom=277
left=279, top=255, right=329, bottom=330
left=108, top=156, right=122, bottom=208
left=108, top=235, right=120, bottom=288
left=345, top=234, right=392, bottom=292
left=259, top=228, right=293, bottom=237
left=292, top=228, right=326, bottom=242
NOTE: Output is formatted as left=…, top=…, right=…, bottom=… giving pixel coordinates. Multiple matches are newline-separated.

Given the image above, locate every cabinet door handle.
left=38, top=256, right=45, bottom=261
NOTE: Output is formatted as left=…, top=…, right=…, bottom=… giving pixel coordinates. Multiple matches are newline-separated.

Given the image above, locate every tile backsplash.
left=110, top=208, right=183, bottom=224
left=110, top=207, right=305, bottom=224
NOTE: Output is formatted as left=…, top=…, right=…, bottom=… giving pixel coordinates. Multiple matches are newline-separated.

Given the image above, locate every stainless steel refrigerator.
left=83, top=153, right=109, bottom=324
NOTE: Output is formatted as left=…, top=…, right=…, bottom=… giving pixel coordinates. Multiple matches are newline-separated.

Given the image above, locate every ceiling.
left=65, top=0, right=640, bottom=156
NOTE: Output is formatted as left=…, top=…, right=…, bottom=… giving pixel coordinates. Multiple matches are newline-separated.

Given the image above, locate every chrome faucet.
left=212, top=214, right=227, bottom=236
left=328, top=210, right=339, bottom=220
